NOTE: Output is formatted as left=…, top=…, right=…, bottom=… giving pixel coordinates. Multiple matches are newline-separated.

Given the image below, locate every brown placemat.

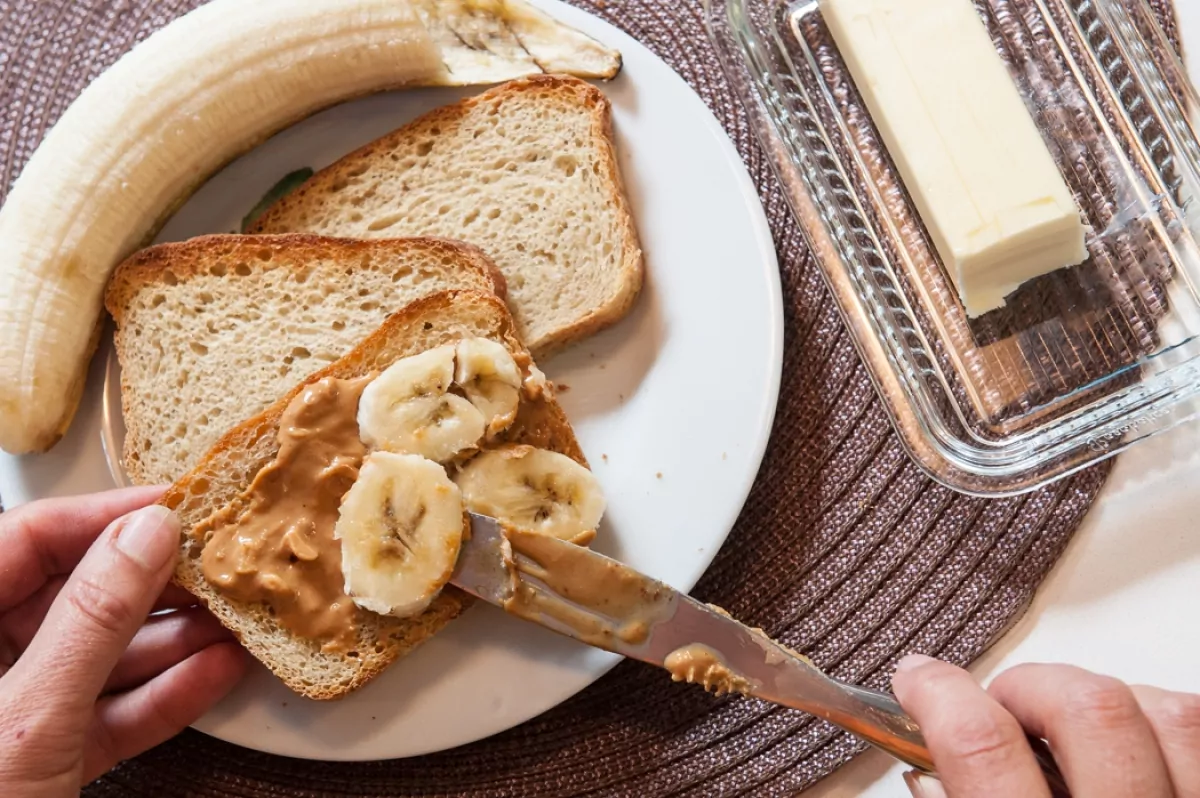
left=0, top=0, right=1178, bottom=795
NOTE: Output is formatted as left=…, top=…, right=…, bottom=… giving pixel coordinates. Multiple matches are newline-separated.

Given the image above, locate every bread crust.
left=105, top=234, right=508, bottom=323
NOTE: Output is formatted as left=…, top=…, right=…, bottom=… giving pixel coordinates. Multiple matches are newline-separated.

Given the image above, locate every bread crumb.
left=722, top=452, right=728, bottom=460
left=557, top=383, right=571, bottom=393
left=602, top=453, right=608, bottom=462
left=656, top=472, right=663, bottom=479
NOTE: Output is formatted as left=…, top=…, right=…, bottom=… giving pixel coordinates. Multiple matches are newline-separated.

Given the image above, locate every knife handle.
left=833, top=683, right=1070, bottom=796
left=1025, top=735, right=1072, bottom=798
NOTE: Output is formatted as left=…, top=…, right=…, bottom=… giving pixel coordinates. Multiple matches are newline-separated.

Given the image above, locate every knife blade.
left=449, top=514, right=1071, bottom=795
left=450, top=514, right=931, bottom=766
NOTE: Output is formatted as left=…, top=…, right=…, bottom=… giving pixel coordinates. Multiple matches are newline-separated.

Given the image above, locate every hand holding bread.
left=0, top=489, right=245, bottom=790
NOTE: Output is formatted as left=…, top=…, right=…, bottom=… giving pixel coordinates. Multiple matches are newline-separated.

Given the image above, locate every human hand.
left=894, top=654, right=1200, bottom=797
left=0, top=487, right=247, bottom=797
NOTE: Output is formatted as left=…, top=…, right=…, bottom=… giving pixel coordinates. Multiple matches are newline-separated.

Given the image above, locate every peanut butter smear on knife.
left=501, top=526, right=676, bottom=649
left=492, top=528, right=789, bottom=698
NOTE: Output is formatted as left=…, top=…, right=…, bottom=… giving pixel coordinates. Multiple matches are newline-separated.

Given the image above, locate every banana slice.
left=358, top=345, right=486, bottom=462
left=454, top=445, right=604, bottom=542
left=335, top=451, right=465, bottom=618
left=455, top=338, right=521, bottom=436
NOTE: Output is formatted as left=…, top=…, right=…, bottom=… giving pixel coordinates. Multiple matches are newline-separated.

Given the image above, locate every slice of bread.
left=105, top=234, right=505, bottom=486
left=160, top=289, right=586, bottom=699
left=250, top=74, right=643, bottom=358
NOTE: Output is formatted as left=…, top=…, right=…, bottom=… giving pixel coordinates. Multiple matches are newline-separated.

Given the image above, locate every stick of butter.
left=822, top=0, right=1087, bottom=317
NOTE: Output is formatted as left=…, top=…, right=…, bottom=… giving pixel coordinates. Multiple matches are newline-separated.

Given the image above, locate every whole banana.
left=0, top=0, right=620, bottom=454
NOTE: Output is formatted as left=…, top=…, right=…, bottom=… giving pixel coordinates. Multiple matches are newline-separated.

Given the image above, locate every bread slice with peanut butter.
left=161, top=289, right=586, bottom=700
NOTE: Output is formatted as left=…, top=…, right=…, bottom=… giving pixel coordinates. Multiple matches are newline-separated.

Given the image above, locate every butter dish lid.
left=706, top=0, right=1200, bottom=495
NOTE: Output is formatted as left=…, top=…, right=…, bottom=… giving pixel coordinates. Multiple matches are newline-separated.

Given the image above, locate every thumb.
left=13, top=504, right=180, bottom=711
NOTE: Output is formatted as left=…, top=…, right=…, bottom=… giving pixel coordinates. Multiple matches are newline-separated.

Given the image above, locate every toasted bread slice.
left=250, top=74, right=643, bottom=358
left=105, top=234, right=505, bottom=486
left=161, top=289, right=586, bottom=699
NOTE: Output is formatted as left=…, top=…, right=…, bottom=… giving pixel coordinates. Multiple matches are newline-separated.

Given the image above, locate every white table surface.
left=807, top=17, right=1200, bottom=797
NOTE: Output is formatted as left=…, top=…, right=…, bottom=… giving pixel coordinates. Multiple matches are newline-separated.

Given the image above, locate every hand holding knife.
left=451, top=514, right=1071, bottom=797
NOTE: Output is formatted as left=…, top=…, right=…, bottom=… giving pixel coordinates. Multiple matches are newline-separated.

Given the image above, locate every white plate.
left=0, top=0, right=782, bottom=761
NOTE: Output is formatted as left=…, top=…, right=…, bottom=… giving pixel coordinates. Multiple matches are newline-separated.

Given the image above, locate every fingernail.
left=896, top=653, right=937, bottom=673
left=115, top=505, right=180, bottom=570
left=904, top=771, right=948, bottom=798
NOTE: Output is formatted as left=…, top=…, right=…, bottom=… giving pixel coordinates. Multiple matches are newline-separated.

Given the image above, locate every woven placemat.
left=0, top=0, right=1179, bottom=795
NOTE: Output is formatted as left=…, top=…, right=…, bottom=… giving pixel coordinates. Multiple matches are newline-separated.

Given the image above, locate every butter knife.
left=450, top=514, right=1071, bottom=796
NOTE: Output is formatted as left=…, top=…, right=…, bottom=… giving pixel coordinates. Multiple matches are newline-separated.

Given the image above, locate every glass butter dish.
left=706, top=0, right=1200, bottom=495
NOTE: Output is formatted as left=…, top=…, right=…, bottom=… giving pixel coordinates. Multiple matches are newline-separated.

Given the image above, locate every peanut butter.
left=497, top=529, right=769, bottom=698
left=664, top=644, right=755, bottom=696
left=501, top=527, right=675, bottom=649
left=198, top=374, right=373, bottom=653
left=499, top=396, right=566, bottom=453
